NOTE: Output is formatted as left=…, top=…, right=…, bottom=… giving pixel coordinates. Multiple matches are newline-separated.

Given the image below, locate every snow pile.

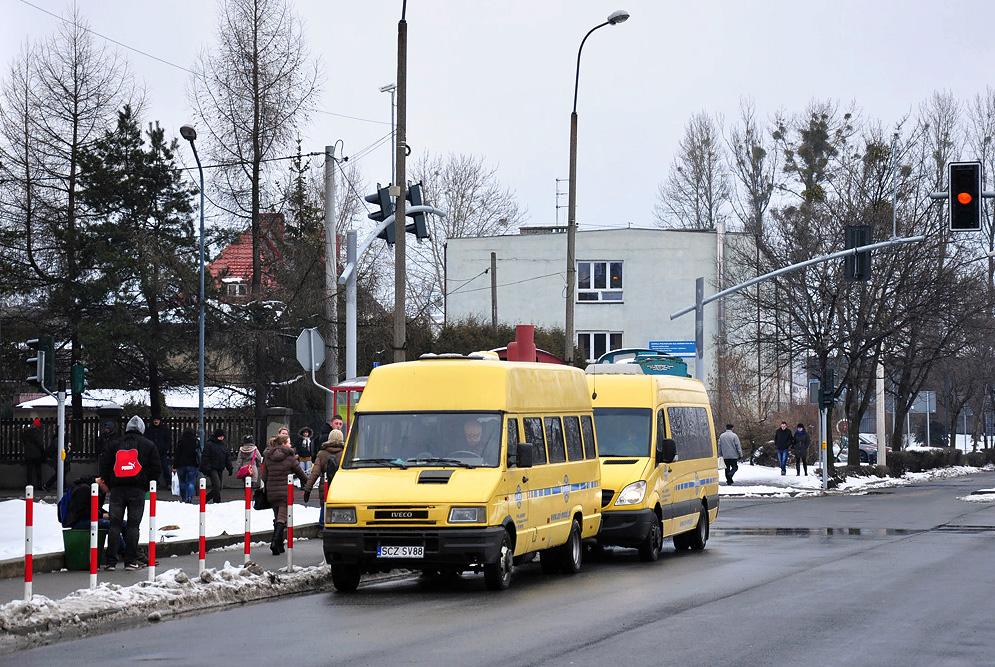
left=0, top=499, right=322, bottom=560
left=0, top=561, right=331, bottom=652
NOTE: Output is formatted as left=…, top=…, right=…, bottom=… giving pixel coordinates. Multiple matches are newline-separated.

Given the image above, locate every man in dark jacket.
left=100, top=416, right=161, bottom=570
left=96, top=420, right=119, bottom=472
left=793, top=423, right=811, bottom=476
left=774, top=421, right=794, bottom=476
left=147, top=417, right=173, bottom=489
left=200, top=429, right=232, bottom=503
left=22, top=418, right=47, bottom=489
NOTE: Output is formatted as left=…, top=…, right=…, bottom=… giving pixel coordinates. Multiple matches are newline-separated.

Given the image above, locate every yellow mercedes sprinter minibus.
left=586, top=366, right=718, bottom=560
left=322, top=355, right=602, bottom=591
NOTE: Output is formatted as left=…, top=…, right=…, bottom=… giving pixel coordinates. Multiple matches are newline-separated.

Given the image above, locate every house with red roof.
left=207, top=212, right=284, bottom=298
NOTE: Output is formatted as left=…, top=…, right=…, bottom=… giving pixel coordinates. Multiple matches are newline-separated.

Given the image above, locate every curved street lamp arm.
left=573, top=21, right=611, bottom=113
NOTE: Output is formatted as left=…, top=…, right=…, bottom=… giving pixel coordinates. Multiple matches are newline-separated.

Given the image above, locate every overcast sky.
left=4, top=0, right=994, bottom=232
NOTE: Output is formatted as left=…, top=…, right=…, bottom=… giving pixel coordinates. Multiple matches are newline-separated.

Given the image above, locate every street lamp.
left=564, top=9, right=629, bottom=364
left=180, top=124, right=206, bottom=446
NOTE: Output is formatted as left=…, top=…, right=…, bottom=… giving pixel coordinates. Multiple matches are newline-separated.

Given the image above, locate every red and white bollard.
left=198, top=477, right=206, bottom=575
left=90, top=482, right=98, bottom=589
left=147, top=480, right=157, bottom=582
left=244, top=475, right=252, bottom=564
left=24, top=485, right=33, bottom=600
left=286, top=474, right=294, bottom=572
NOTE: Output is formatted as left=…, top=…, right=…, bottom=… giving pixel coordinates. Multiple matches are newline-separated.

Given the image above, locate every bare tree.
left=405, top=152, right=526, bottom=323
left=0, top=8, right=134, bottom=436
left=654, top=112, right=730, bottom=230
left=189, top=0, right=322, bottom=417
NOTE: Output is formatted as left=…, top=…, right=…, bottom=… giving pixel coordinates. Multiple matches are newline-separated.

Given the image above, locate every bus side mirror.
left=516, top=442, right=534, bottom=468
left=657, top=438, right=677, bottom=465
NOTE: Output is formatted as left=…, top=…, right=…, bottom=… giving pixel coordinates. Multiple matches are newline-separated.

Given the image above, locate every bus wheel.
left=673, top=531, right=690, bottom=552
left=484, top=531, right=514, bottom=591
left=689, top=505, right=709, bottom=551
left=557, top=520, right=583, bottom=575
left=638, top=515, right=663, bottom=562
left=331, top=563, right=361, bottom=592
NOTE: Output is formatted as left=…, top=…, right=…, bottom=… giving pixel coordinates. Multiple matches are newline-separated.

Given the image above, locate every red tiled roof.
left=208, top=213, right=284, bottom=286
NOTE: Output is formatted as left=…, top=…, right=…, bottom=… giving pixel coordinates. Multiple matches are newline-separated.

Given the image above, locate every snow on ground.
left=0, top=561, right=332, bottom=652
left=718, top=462, right=995, bottom=498
left=0, top=498, right=322, bottom=561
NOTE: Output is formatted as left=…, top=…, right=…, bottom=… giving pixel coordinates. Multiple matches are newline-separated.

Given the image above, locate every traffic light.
left=366, top=183, right=396, bottom=244
left=26, top=335, right=55, bottom=391
left=844, top=224, right=872, bottom=281
left=70, top=363, right=89, bottom=394
left=949, top=161, right=982, bottom=231
left=820, top=368, right=835, bottom=409
left=404, top=182, right=430, bottom=240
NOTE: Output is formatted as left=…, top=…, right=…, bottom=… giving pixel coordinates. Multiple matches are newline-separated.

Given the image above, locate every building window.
left=226, top=282, right=248, bottom=297
left=577, top=261, right=622, bottom=302
left=577, top=331, right=623, bottom=363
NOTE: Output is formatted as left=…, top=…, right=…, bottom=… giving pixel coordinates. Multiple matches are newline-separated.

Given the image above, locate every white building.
left=445, top=227, right=750, bottom=390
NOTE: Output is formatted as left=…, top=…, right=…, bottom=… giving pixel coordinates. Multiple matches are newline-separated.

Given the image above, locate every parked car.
left=837, top=434, right=890, bottom=464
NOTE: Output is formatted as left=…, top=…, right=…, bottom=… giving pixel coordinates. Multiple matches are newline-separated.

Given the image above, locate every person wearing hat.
left=233, top=434, right=263, bottom=487
left=200, top=428, right=233, bottom=503
left=21, top=418, right=46, bottom=490
left=793, top=423, right=811, bottom=476
left=302, top=429, right=345, bottom=505
left=295, top=426, right=315, bottom=474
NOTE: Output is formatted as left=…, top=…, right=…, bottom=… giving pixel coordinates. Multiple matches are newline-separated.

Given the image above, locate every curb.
left=0, top=524, right=322, bottom=580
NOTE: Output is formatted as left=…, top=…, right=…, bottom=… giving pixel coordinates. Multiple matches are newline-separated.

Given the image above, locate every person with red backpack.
left=99, top=415, right=161, bottom=571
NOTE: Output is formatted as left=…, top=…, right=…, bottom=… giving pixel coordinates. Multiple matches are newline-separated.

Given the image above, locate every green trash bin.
left=62, top=528, right=107, bottom=570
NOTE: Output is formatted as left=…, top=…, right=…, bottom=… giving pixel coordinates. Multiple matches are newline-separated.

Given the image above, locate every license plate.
left=377, top=545, right=424, bottom=558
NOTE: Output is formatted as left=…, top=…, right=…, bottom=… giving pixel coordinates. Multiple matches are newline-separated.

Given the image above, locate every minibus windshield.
left=594, top=408, right=652, bottom=457
left=344, top=412, right=503, bottom=468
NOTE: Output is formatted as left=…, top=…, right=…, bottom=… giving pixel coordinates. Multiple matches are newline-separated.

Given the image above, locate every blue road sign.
left=648, top=341, right=696, bottom=357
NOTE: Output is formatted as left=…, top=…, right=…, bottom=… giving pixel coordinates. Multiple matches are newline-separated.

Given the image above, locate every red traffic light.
left=957, top=192, right=973, bottom=205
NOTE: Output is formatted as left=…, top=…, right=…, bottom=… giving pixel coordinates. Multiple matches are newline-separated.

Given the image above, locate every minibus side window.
left=657, top=410, right=668, bottom=458
left=581, top=415, right=597, bottom=459
left=545, top=416, right=567, bottom=463
left=523, top=417, right=547, bottom=465
left=506, top=418, right=520, bottom=468
left=563, top=416, right=583, bottom=461
left=667, top=406, right=712, bottom=459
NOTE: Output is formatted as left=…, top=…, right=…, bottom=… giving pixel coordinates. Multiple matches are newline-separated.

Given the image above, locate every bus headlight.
left=448, top=507, right=486, bottom=523
left=326, top=507, right=356, bottom=524
left=614, top=480, right=646, bottom=506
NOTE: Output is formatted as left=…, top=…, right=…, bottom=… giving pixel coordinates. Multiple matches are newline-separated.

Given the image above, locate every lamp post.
left=564, top=9, right=629, bottom=364
left=180, top=124, right=206, bottom=445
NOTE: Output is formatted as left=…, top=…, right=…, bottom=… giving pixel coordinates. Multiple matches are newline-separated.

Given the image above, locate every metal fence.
left=0, top=415, right=261, bottom=463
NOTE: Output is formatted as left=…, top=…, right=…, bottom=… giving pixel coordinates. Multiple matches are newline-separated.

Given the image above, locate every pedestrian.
left=95, top=420, right=119, bottom=472
left=200, top=428, right=233, bottom=503
left=302, top=429, right=344, bottom=505
left=295, top=427, right=315, bottom=474
left=794, top=423, right=811, bottom=476
left=22, top=418, right=47, bottom=490
left=717, top=424, right=743, bottom=485
left=774, top=421, right=794, bottom=476
left=234, top=434, right=262, bottom=487
left=172, top=427, right=200, bottom=503
left=261, top=433, right=307, bottom=555
left=99, top=415, right=161, bottom=570
left=147, top=416, right=173, bottom=490
left=319, top=415, right=345, bottom=445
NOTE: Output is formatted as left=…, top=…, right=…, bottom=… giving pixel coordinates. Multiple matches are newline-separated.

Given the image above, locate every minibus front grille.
left=367, top=520, right=437, bottom=526
left=603, top=459, right=639, bottom=465
left=601, top=490, right=615, bottom=507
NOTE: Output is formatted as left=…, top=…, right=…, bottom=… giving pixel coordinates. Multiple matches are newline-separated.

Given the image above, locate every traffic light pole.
left=56, top=385, right=66, bottom=500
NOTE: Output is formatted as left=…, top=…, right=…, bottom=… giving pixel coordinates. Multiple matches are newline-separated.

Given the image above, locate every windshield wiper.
left=349, top=457, right=408, bottom=469
left=405, top=457, right=476, bottom=469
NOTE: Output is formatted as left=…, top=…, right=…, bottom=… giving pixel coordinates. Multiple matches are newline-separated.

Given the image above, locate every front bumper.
left=597, top=508, right=656, bottom=547
left=323, top=526, right=507, bottom=570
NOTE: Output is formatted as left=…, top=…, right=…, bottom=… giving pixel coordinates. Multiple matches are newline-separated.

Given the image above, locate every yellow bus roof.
left=358, top=358, right=593, bottom=413
left=586, top=373, right=711, bottom=408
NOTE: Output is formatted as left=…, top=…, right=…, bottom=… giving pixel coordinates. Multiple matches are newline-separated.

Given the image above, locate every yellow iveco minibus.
left=586, top=366, right=719, bottom=560
left=322, top=355, right=602, bottom=592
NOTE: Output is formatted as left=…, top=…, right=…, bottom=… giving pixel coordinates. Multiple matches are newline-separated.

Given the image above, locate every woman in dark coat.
left=172, top=428, right=201, bottom=503
left=793, top=423, right=811, bottom=476
left=262, top=433, right=307, bottom=555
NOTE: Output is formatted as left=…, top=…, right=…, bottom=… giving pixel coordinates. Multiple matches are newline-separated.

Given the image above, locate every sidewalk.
left=0, top=522, right=327, bottom=607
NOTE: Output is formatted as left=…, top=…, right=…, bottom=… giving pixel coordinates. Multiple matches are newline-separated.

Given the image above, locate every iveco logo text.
left=389, top=511, right=414, bottom=519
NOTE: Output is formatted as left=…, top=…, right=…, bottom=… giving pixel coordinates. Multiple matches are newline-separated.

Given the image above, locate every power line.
left=450, top=271, right=565, bottom=296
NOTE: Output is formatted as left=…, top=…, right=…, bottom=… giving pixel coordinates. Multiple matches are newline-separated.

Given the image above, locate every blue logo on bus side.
left=562, top=475, right=570, bottom=503
left=515, top=484, right=523, bottom=509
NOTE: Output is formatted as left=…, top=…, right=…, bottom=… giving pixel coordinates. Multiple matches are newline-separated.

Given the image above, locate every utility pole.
left=491, top=252, right=498, bottom=333
left=324, top=144, right=339, bottom=421
left=393, top=9, right=408, bottom=363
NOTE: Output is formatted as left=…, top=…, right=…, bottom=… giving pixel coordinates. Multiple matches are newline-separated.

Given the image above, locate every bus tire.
left=331, top=563, right=361, bottom=592
left=483, top=531, right=514, bottom=591
left=689, top=504, right=709, bottom=551
left=638, top=514, right=663, bottom=562
left=673, top=531, right=690, bottom=552
left=557, top=519, right=583, bottom=575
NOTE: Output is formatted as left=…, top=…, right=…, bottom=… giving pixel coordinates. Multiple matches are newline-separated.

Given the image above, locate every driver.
left=463, top=421, right=484, bottom=455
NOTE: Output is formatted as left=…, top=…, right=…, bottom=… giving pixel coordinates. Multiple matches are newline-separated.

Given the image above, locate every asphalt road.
left=14, top=471, right=995, bottom=666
